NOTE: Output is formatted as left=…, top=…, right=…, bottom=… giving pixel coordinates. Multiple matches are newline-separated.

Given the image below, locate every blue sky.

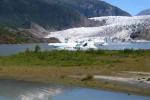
left=103, top=0, right=150, bottom=15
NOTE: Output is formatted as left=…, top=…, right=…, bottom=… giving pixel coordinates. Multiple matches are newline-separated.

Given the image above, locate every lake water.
left=0, top=80, right=149, bottom=100
left=0, top=42, right=150, bottom=56
left=0, top=43, right=53, bottom=56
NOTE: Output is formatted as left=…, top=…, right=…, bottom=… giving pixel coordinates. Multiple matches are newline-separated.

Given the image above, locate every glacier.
left=45, top=15, right=150, bottom=43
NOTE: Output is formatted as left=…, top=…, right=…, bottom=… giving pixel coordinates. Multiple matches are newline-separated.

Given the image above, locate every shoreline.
left=0, top=50, right=149, bottom=96
left=0, top=67, right=150, bottom=96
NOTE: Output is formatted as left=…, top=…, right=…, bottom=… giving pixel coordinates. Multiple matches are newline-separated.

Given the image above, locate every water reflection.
left=17, top=88, right=62, bottom=100
left=0, top=80, right=150, bottom=100
left=0, top=80, right=64, bottom=100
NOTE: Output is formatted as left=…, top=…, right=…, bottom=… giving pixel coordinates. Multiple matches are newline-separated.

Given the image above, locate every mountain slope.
left=0, top=0, right=131, bottom=30
left=138, top=8, right=150, bottom=15
left=0, top=27, right=60, bottom=44
left=0, top=0, right=87, bottom=30
left=56, top=0, right=131, bottom=17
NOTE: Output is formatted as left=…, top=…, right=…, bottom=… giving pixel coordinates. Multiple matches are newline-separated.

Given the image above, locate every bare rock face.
left=47, top=37, right=61, bottom=43
left=24, top=23, right=50, bottom=38
left=130, top=26, right=150, bottom=40
left=0, top=26, right=60, bottom=44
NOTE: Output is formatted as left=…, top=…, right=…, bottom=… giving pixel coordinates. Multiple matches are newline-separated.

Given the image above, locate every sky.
left=103, top=0, right=150, bottom=15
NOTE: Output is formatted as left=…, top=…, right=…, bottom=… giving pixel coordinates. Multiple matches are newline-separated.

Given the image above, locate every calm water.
left=0, top=80, right=149, bottom=100
left=0, top=43, right=54, bottom=56
left=0, top=42, right=150, bottom=56
left=99, top=42, right=150, bottom=50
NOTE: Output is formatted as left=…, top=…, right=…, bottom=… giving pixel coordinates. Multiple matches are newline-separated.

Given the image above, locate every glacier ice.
left=45, top=15, right=150, bottom=42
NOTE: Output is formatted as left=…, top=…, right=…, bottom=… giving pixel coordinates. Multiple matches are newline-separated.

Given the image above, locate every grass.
left=0, top=49, right=150, bottom=95
left=0, top=49, right=149, bottom=71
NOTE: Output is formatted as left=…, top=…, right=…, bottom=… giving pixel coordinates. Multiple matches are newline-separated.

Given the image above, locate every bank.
left=0, top=50, right=150, bottom=96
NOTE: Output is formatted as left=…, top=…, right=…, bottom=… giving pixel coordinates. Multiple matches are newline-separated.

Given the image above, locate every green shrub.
left=25, top=48, right=30, bottom=53
left=34, top=45, right=41, bottom=53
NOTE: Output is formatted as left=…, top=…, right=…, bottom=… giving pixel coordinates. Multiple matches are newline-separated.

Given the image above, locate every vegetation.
left=0, top=0, right=87, bottom=29
left=34, top=45, right=41, bottom=53
left=0, top=27, right=24, bottom=44
left=0, top=27, right=54, bottom=44
left=0, top=0, right=131, bottom=29
left=59, top=0, right=130, bottom=17
left=0, top=49, right=150, bottom=95
left=0, top=49, right=149, bottom=71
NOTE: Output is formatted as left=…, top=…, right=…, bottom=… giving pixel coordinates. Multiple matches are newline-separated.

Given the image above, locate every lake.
left=0, top=79, right=149, bottom=100
left=0, top=43, right=53, bottom=56
left=0, top=42, right=150, bottom=56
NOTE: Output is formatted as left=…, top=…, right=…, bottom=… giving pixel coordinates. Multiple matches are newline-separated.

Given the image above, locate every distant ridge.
left=57, top=0, right=131, bottom=17
left=138, top=8, right=150, bottom=15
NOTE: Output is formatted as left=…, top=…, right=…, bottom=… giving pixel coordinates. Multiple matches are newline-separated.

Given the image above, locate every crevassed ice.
left=45, top=15, right=150, bottom=42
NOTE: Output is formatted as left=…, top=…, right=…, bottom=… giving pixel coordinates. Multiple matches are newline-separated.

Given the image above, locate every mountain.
left=46, top=16, right=150, bottom=42
left=0, top=0, right=130, bottom=30
left=0, top=0, right=132, bottom=44
left=138, top=8, right=150, bottom=15
left=57, top=0, right=131, bottom=17
left=0, top=0, right=88, bottom=30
